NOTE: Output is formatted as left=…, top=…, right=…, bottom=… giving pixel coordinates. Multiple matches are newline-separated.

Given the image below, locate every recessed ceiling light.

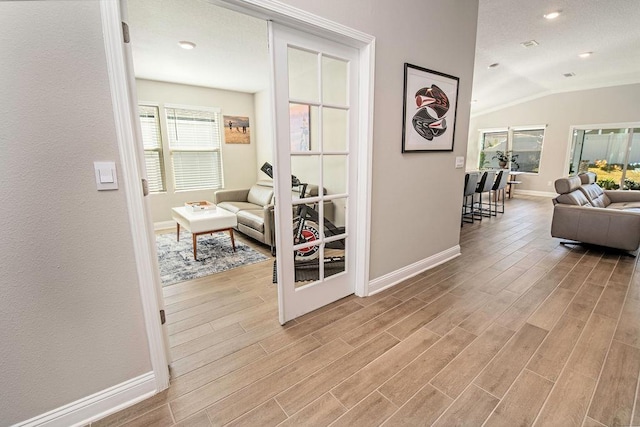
left=488, top=63, right=500, bottom=69
left=471, top=99, right=478, bottom=104
left=521, top=40, right=539, bottom=48
left=578, top=51, right=593, bottom=58
left=544, top=11, right=561, bottom=20
left=178, top=41, right=196, bottom=50
left=563, top=72, right=576, bottom=78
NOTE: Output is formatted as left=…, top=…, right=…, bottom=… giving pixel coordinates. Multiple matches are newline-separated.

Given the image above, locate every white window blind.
left=166, top=107, right=224, bottom=191
left=138, top=105, right=165, bottom=193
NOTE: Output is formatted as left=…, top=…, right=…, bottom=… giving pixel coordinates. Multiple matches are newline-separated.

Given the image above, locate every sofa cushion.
left=555, top=176, right=582, bottom=194
left=556, top=190, right=592, bottom=206
left=579, top=183, right=609, bottom=207
left=578, top=172, right=597, bottom=184
left=236, top=209, right=265, bottom=232
left=247, top=184, right=273, bottom=207
left=217, top=201, right=260, bottom=214
left=607, top=202, right=640, bottom=210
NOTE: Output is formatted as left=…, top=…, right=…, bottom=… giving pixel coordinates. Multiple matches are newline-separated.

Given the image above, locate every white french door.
left=271, top=22, right=360, bottom=324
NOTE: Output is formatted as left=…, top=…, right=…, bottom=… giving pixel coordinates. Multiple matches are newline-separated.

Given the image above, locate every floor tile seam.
left=630, top=361, right=640, bottom=427
left=168, top=323, right=216, bottom=349
left=270, top=336, right=370, bottom=417
left=173, top=337, right=328, bottom=420
left=170, top=323, right=250, bottom=361
left=345, top=298, right=431, bottom=346
left=331, top=389, right=397, bottom=427
left=322, top=330, right=440, bottom=406
left=578, top=266, right=635, bottom=427
left=166, top=299, right=268, bottom=332
left=479, top=362, right=550, bottom=427
left=197, top=338, right=354, bottom=424
left=293, top=297, right=365, bottom=326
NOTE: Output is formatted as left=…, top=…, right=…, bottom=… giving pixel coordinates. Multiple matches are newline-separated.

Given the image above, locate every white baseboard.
left=154, top=220, right=175, bottom=231
left=515, top=189, right=557, bottom=198
left=13, top=372, right=157, bottom=427
left=368, top=245, right=461, bottom=296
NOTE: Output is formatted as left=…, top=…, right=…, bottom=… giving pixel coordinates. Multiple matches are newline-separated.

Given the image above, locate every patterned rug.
left=155, top=230, right=268, bottom=287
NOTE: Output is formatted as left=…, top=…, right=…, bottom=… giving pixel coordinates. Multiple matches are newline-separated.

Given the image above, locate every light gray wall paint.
left=278, top=0, right=479, bottom=279
left=254, top=90, right=275, bottom=176
left=0, top=1, right=152, bottom=425
left=136, top=79, right=258, bottom=222
left=468, top=84, right=640, bottom=193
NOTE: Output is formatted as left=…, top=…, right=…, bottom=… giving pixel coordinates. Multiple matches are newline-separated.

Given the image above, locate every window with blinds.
left=165, top=107, right=224, bottom=191
left=138, top=105, right=166, bottom=193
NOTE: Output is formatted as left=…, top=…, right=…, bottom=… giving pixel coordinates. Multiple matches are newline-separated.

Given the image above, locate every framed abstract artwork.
left=401, top=63, right=459, bottom=153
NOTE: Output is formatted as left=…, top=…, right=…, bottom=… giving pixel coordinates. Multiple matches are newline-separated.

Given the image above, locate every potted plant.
left=492, top=150, right=520, bottom=170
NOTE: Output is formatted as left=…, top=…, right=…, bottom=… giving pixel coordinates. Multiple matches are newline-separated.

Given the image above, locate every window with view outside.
left=569, top=127, right=640, bottom=190
left=138, top=105, right=165, bottom=193
left=512, top=129, right=544, bottom=173
left=479, top=131, right=507, bottom=169
left=165, top=107, right=224, bottom=191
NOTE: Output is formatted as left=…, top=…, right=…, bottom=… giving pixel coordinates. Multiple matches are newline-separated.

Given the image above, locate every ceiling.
left=127, top=0, right=640, bottom=114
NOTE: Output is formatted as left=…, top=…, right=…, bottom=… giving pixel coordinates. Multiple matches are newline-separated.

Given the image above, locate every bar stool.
left=491, top=169, right=510, bottom=215
left=462, top=172, right=480, bottom=226
left=474, top=170, right=496, bottom=219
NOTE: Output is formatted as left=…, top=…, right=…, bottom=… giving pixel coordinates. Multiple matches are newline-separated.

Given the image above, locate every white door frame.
left=101, top=0, right=375, bottom=390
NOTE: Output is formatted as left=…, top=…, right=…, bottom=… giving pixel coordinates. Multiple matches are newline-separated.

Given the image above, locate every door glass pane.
left=322, top=56, right=348, bottom=106
left=324, top=196, right=347, bottom=238
left=288, top=47, right=319, bottom=102
left=625, top=129, right=640, bottom=190
left=291, top=155, right=320, bottom=196
left=292, top=247, right=320, bottom=288
left=323, top=155, right=347, bottom=195
left=323, top=108, right=348, bottom=152
left=290, top=103, right=318, bottom=152
left=324, top=237, right=346, bottom=279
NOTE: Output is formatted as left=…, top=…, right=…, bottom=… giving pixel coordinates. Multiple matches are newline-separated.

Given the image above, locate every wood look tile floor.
left=95, top=196, right=640, bottom=427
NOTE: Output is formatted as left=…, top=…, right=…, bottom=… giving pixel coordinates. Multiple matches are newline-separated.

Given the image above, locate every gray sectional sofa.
left=551, top=172, right=640, bottom=252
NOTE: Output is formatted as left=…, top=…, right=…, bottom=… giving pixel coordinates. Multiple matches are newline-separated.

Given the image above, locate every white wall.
left=278, top=0, right=479, bottom=279
left=0, top=1, right=152, bottom=425
left=253, top=90, right=274, bottom=177
left=136, top=79, right=258, bottom=222
left=468, top=83, right=640, bottom=194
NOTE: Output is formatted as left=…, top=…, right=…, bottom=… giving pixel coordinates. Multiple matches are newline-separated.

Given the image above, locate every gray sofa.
left=214, top=181, right=275, bottom=246
left=214, top=180, right=335, bottom=248
left=551, top=172, right=640, bottom=251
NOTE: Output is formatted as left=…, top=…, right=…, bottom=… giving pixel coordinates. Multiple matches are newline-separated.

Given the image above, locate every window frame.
left=478, top=125, right=546, bottom=174
left=138, top=103, right=166, bottom=193
left=164, top=104, right=225, bottom=192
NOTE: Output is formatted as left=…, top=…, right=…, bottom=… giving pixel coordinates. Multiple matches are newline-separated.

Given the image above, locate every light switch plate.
left=455, top=156, right=465, bottom=169
left=94, top=161, right=118, bottom=190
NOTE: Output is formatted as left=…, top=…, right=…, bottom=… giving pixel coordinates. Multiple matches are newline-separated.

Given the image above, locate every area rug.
left=156, top=230, right=268, bottom=287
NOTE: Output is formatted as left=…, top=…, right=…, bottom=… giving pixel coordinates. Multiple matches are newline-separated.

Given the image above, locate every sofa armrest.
left=263, top=204, right=275, bottom=246
left=551, top=204, right=640, bottom=251
left=214, top=189, right=250, bottom=204
left=604, top=190, right=640, bottom=203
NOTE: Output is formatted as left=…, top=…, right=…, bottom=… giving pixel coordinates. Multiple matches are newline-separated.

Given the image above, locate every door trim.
left=102, top=0, right=374, bottom=391
left=100, top=0, right=169, bottom=392
left=208, top=0, right=375, bottom=299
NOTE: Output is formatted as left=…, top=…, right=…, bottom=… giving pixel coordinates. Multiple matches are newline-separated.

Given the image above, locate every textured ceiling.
left=127, top=0, right=269, bottom=94
left=127, top=0, right=640, bottom=110
left=471, top=0, right=640, bottom=115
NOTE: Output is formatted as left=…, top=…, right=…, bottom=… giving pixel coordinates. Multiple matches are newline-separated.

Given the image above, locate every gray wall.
left=1, top=0, right=478, bottom=424
left=136, top=79, right=258, bottom=223
left=468, top=84, right=640, bottom=193
left=0, top=1, right=152, bottom=425
left=278, top=0, right=479, bottom=279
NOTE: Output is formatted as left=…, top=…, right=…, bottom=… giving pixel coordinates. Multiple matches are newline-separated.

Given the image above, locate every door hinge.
left=160, top=309, right=166, bottom=325
left=142, top=178, right=149, bottom=196
left=122, top=22, right=130, bottom=44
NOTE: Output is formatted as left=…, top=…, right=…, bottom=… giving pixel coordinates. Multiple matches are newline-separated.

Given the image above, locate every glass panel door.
left=271, top=22, right=359, bottom=323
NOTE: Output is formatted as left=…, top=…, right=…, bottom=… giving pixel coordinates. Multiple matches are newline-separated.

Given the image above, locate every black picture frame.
left=401, top=63, right=460, bottom=153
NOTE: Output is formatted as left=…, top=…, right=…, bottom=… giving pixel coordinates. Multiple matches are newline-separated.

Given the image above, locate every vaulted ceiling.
left=127, top=0, right=640, bottom=115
